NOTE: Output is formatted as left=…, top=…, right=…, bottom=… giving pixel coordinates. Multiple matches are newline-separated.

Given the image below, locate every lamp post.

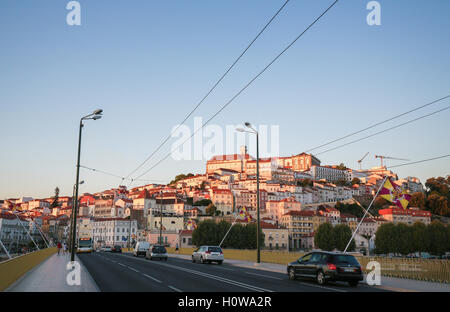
left=159, top=190, right=163, bottom=245
left=70, top=109, right=103, bottom=262
left=236, top=122, right=260, bottom=263
left=69, top=180, right=84, bottom=252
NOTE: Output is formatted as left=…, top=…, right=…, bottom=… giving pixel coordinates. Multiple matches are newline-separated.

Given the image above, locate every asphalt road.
left=78, top=252, right=390, bottom=292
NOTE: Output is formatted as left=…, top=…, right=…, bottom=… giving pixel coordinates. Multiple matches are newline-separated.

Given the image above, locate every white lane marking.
left=128, top=266, right=139, bottom=273
left=149, top=261, right=273, bottom=292
left=246, top=272, right=283, bottom=280
left=168, top=285, right=182, bottom=292
left=117, top=262, right=126, bottom=267
left=143, top=274, right=162, bottom=283
left=213, top=266, right=234, bottom=271
left=297, top=281, right=347, bottom=292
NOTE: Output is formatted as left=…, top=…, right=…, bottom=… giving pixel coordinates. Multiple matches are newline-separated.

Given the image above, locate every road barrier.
left=356, top=256, right=450, bottom=284
left=167, top=247, right=450, bottom=283
left=0, top=247, right=57, bottom=291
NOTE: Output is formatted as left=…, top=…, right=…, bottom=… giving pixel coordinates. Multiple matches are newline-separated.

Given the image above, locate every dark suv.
left=287, top=251, right=363, bottom=287
left=111, top=245, right=122, bottom=253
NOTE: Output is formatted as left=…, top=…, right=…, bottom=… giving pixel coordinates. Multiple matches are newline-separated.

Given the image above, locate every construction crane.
left=357, top=152, right=369, bottom=170
left=375, top=155, right=410, bottom=168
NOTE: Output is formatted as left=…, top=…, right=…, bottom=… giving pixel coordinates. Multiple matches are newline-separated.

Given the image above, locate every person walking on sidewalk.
left=57, top=242, right=62, bottom=255
left=63, top=242, right=67, bottom=255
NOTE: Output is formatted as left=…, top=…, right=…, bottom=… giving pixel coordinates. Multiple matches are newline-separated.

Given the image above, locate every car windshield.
left=208, top=247, right=222, bottom=252
left=152, top=246, right=166, bottom=253
left=114, top=246, right=121, bottom=249
left=331, top=255, right=360, bottom=266
left=139, top=243, right=149, bottom=250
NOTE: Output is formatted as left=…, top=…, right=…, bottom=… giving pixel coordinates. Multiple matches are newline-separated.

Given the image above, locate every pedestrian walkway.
left=168, top=253, right=450, bottom=292
left=6, top=252, right=99, bottom=292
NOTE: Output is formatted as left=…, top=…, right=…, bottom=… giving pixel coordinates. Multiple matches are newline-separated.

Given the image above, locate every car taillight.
left=205, top=251, right=211, bottom=254
left=327, top=263, right=337, bottom=270
left=220, top=251, right=223, bottom=255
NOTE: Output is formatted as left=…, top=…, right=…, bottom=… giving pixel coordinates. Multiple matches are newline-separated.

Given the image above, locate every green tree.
left=335, top=163, right=348, bottom=170
left=50, top=187, right=60, bottom=208
left=193, top=199, right=212, bottom=206
left=333, top=224, right=355, bottom=252
left=411, top=221, right=427, bottom=255
left=205, top=203, right=217, bottom=216
left=426, top=221, right=448, bottom=256
left=374, top=223, right=396, bottom=254
left=335, top=201, right=364, bottom=218
left=351, top=178, right=361, bottom=185
left=169, top=173, right=195, bottom=185
left=314, top=223, right=335, bottom=251
left=299, top=179, right=313, bottom=187
left=395, top=223, right=413, bottom=255
left=192, top=220, right=218, bottom=246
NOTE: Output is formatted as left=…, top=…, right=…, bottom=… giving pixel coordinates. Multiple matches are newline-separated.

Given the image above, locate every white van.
left=133, top=242, right=150, bottom=257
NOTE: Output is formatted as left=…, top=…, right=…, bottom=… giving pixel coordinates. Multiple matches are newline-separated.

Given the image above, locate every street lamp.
left=236, top=122, right=260, bottom=263
left=69, top=180, right=84, bottom=252
left=159, top=190, right=163, bottom=245
left=71, top=109, right=103, bottom=262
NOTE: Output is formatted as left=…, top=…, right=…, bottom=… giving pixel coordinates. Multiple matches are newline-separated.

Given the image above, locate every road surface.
left=78, top=252, right=389, bottom=292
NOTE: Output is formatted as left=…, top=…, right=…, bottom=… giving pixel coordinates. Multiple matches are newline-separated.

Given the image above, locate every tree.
left=425, top=177, right=449, bottom=197
left=426, top=193, right=449, bottom=216
left=169, top=173, right=195, bottom=185
left=335, top=201, right=364, bottom=218
left=411, top=221, right=427, bottom=255
left=192, top=220, right=263, bottom=249
left=314, top=223, right=335, bottom=251
left=426, top=221, right=448, bottom=256
left=351, top=178, right=361, bottom=185
left=374, top=223, right=396, bottom=254
left=205, top=203, right=217, bottom=216
left=299, top=179, right=313, bottom=187
left=395, top=223, right=413, bottom=256
left=409, top=192, right=426, bottom=209
left=335, top=163, right=348, bottom=170
left=333, top=224, right=355, bottom=252
left=193, top=199, right=212, bottom=206
left=192, top=220, right=218, bottom=246
left=50, top=187, right=60, bottom=208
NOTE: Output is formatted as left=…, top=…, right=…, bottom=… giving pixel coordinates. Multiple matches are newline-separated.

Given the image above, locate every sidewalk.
left=169, top=253, right=450, bottom=292
left=6, top=252, right=99, bottom=292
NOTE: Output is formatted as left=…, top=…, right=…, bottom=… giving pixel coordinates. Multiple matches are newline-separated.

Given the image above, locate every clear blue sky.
left=1, top=0, right=449, bottom=198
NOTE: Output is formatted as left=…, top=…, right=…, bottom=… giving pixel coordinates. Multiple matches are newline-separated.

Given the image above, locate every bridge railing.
left=0, top=247, right=57, bottom=291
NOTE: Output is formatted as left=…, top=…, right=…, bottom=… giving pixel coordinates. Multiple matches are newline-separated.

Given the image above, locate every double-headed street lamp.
left=236, top=122, right=260, bottom=264
left=70, top=109, right=103, bottom=262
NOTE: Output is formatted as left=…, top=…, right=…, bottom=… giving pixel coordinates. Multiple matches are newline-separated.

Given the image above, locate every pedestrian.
left=175, top=243, right=179, bottom=254
left=57, top=242, right=62, bottom=255
left=63, top=242, right=67, bottom=255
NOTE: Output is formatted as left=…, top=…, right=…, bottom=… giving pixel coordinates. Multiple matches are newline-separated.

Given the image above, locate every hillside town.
left=0, top=146, right=432, bottom=255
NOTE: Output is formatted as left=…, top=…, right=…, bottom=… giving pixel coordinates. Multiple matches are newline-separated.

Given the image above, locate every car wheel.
left=192, top=256, right=195, bottom=263
left=316, top=271, right=326, bottom=285
left=217, top=261, right=223, bottom=265
left=200, top=257, right=205, bottom=264
left=348, top=281, right=358, bottom=287
left=288, top=267, right=296, bottom=280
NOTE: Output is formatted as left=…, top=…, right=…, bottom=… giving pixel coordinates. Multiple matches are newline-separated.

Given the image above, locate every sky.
left=1, top=0, right=449, bottom=199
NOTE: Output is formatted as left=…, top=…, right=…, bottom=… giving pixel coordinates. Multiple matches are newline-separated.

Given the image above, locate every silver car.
left=192, top=246, right=224, bottom=264
left=145, top=245, right=168, bottom=261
